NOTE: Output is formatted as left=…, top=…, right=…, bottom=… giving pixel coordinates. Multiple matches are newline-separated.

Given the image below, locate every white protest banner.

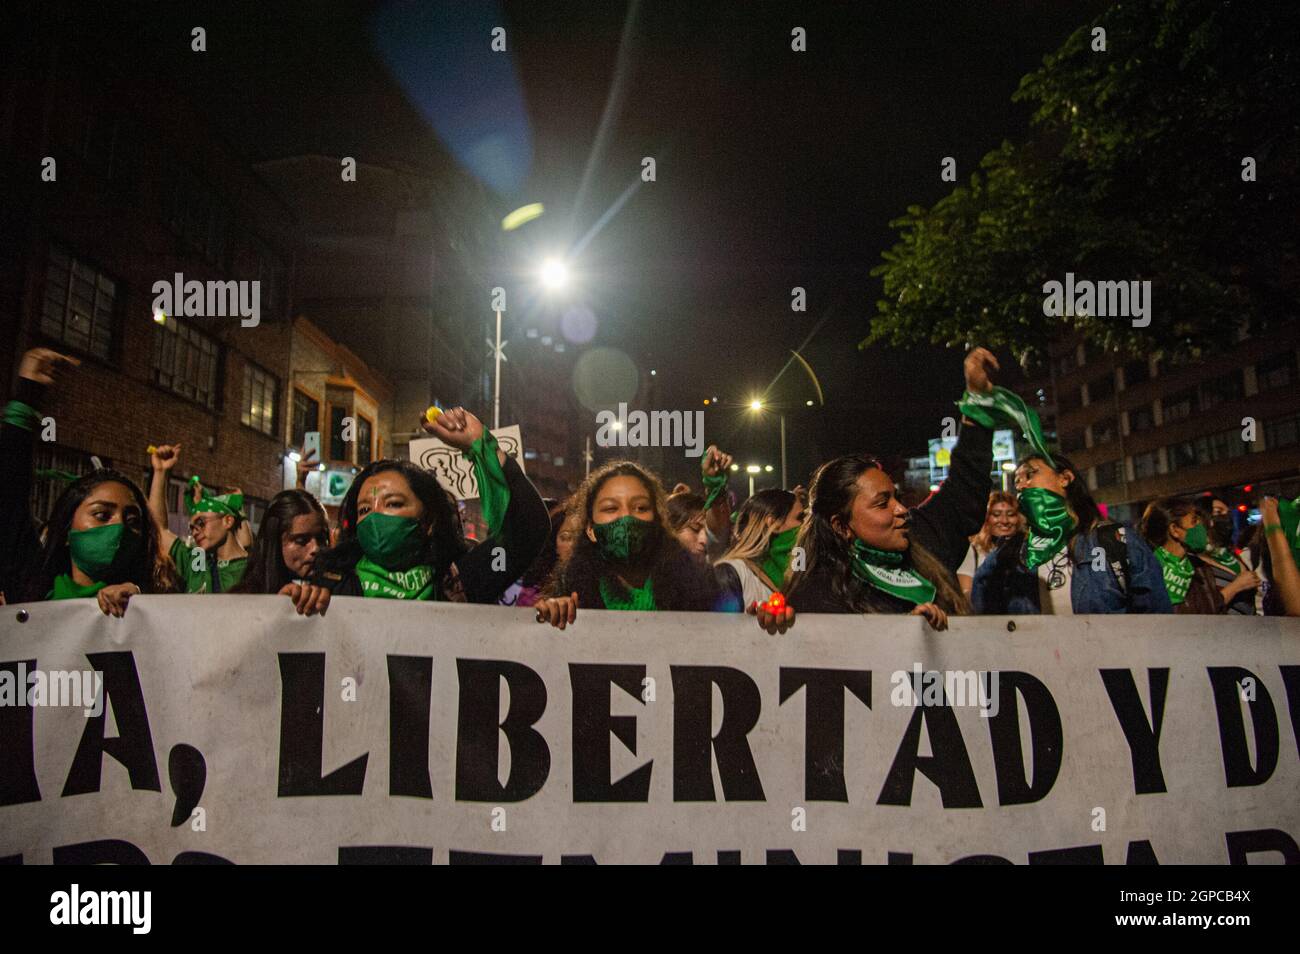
left=408, top=425, right=523, bottom=500
left=1, top=598, right=1298, bottom=864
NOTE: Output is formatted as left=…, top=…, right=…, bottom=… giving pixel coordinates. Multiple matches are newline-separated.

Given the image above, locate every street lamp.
left=540, top=258, right=569, bottom=291
left=745, top=463, right=764, bottom=498
left=748, top=399, right=788, bottom=491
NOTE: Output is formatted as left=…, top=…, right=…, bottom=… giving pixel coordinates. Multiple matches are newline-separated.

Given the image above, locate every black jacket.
left=790, top=423, right=993, bottom=614
left=0, top=378, right=47, bottom=602
left=314, top=455, right=550, bottom=604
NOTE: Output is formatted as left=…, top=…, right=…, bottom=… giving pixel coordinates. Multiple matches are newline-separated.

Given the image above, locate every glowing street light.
left=540, top=258, right=569, bottom=290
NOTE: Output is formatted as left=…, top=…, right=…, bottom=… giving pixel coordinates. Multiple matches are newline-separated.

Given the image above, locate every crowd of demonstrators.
left=956, top=491, right=1024, bottom=597
left=5, top=345, right=1300, bottom=624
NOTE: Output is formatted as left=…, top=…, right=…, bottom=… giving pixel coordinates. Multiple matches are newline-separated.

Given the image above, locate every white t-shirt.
left=718, top=558, right=775, bottom=609
left=1035, top=549, right=1074, bottom=615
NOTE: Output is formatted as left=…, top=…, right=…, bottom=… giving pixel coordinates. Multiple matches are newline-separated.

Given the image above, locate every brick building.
left=1016, top=323, right=1300, bottom=524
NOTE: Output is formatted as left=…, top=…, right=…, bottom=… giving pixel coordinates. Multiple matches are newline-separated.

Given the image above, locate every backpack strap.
left=1094, top=522, right=1131, bottom=603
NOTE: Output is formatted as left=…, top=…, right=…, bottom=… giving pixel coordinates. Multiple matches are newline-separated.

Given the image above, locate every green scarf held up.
left=354, top=555, right=437, bottom=600
left=599, top=575, right=657, bottom=611
left=1019, top=487, right=1077, bottom=569
left=957, top=385, right=1055, bottom=467
left=849, top=539, right=936, bottom=606
left=1154, top=547, right=1194, bottom=606
left=1277, top=497, right=1300, bottom=570
left=465, top=430, right=510, bottom=537
left=701, top=471, right=729, bottom=510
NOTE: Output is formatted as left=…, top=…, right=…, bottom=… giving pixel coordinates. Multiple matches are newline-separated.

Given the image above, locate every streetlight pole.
left=780, top=413, right=787, bottom=490
left=492, top=308, right=502, bottom=430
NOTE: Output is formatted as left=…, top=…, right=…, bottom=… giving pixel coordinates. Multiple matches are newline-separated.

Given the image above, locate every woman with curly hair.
left=956, top=491, right=1024, bottom=597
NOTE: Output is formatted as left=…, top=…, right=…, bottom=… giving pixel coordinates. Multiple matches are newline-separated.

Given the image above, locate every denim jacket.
left=971, top=524, right=1173, bottom=615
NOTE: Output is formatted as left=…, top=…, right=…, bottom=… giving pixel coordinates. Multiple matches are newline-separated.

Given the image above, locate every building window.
left=1168, top=428, right=1248, bottom=473
left=1092, top=460, right=1122, bottom=489
left=1087, top=373, right=1115, bottom=405
left=1055, top=350, right=1078, bottom=377
left=1132, top=450, right=1160, bottom=480
left=1199, top=368, right=1244, bottom=409
left=1265, top=413, right=1299, bottom=450
left=41, top=246, right=116, bottom=360
left=1060, top=429, right=1086, bottom=454
left=241, top=363, right=279, bottom=436
left=1121, top=358, right=1149, bottom=388
left=329, top=406, right=349, bottom=462
left=291, top=390, right=320, bottom=448
left=1162, top=387, right=1198, bottom=424
left=1127, top=405, right=1155, bottom=433
left=1256, top=352, right=1297, bottom=392
left=1091, top=416, right=1117, bottom=445
left=151, top=315, right=220, bottom=409
left=164, top=167, right=229, bottom=266
left=356, top=415, right=374, bottom=467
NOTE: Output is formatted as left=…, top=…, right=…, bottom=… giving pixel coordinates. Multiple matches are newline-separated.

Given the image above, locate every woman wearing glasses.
left=231, top=489, right=333, bottom=615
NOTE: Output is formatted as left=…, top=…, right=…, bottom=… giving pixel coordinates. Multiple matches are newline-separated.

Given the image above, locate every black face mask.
left=1212, top=516, right=1233, bottom=546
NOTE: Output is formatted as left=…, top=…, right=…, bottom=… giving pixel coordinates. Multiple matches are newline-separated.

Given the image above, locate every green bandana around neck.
left=760, top=526, right=798, bottom=590
left=68, top=522, right=144, bottom=582
left=957, top=386, right=1055, bottom=466
left=1154, top=546, right=1194, bottom=605
left=49, top=574, right=108, bottom=601
left=355, top=555, right=436, bottom=600
left=599, top=575, right=657, bottom=611
left=848, top=538, right=936, bottom=606
left=592, top=515, right=655, bottom=562
left=1209, top=546, right=1241, bottom=574
left=185, top=475, right=244, bottom=519
left=357, top=512, right=427, bottom=570
left=1018, top=487, right=1077, bottom=569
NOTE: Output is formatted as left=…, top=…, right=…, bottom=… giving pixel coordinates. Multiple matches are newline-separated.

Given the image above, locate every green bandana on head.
left=761, top=526, right=798, bottom=590
left=849, top=538, right=936, bottom=606
left=1154, top=546, right=1194, bottom=605
left=592, top=515, right=656, bottom=562
left=69, top=523, right=144, bottom=582
left=1018, top=487, right=1076, bottom=569
left=184, top=475, right=244, bottom=520
left=957, top=386, right=1055, bottom=467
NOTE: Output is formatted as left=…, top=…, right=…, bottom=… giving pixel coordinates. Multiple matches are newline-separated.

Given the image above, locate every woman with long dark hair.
left=310, top=406, right=549, bottom=602
left=1, top=349, right=177, bottom=614
left=1194, top=494, right=1260, bottom=615
left=784, top=348, right=1004, bottom=630
left=715, top=488, right=803, bottom=609
left=956, top=491, right=1024, bottom=597
left=231, top=489, right=332, bottom=615
left=1141, top=497, right=1257, bottom=614
left=971, top=453, right=1171, bottom=615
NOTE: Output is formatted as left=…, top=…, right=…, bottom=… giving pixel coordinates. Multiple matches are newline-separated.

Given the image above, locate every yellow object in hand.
left=425, top=406, right=442, bottom=424
left=147, top=445, right=158, bottom=455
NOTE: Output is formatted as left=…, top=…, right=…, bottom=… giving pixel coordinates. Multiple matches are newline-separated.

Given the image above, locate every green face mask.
left=1179, top=522, right=1208, bottom=553
left=357, top=512, right=426, bottom=570
left=69, top=522, right=144, bottom=582
left=592, top=515, right=656, bottom=562
left=1017, top=487, right=1077, bottom=569
left=761, top=526, right=799, bottom=588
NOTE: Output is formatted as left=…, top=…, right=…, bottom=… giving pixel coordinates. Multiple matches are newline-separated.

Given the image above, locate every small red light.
left=768, top=592, right=786, bottom=610
left=1237, top=504, right=1248, bottom=512
left=1244, top=484, right=1253, bottom=492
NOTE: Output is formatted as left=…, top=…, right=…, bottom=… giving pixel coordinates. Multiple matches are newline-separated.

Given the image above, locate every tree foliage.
left=866, top=0, right=1300, bottom=364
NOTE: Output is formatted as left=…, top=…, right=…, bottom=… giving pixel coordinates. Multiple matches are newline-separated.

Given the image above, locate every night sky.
left=109, top=0, right=1112, bottom=486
